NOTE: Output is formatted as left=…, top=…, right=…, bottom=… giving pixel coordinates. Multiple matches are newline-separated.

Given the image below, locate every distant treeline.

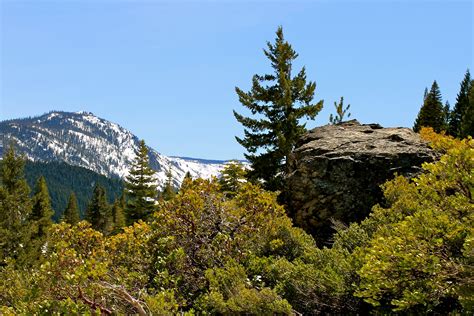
left=24, top=161, right=123, bottom=221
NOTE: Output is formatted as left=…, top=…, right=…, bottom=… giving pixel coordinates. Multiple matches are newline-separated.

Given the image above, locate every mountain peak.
left=75, top=110, right=94, bottom=115
left=0, top=111, right=226, bottom=188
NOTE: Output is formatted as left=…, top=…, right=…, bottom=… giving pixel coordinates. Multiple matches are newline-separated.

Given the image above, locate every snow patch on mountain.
left=0, top=111, right=233, bottom=189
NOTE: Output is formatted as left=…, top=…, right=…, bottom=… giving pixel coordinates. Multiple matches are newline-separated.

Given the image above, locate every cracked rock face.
left=286, top=120, right=437, bottom=245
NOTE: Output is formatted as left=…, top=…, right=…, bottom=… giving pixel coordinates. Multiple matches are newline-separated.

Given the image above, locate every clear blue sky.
left=1, top=0, right=472, bottom=160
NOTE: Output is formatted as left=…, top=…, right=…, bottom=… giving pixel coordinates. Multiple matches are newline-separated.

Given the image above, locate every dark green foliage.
left=234, top=26, right=323, bottom=192
left=24, top=161, right=123, bottom=221
left=218, top=161, right=247, bottom=196
left=161, top=167, right=176, bottom=201
left=460, top=80, right=474, bottom=138
left=62, top=192, right=80, bottom=225
left=125, top=140, right=157, bottom=223
left=30, top=176, right=53, bottom=239
left=443, top=101, right=451, bottom=131
left=413, top=81, right=446, bottom=133
left=179, top=171, right=193, bottom=191
left=184, top=171, right=192, bottom=180
left=27, top=176, right=53, bottom=262
left=111, top=195, right=126, bottom=232
left=449, top=69, right=471, bottom=137
left=0, top=144, right=32, bottom=264
left=329, top=97, right=351, bottom=124
left=182, top=171, right=192, bottom=187
left=85, top=184, right=111, bottom=233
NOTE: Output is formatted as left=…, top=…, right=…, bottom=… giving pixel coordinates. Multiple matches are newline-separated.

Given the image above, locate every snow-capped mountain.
left=0, top=111, right=229, bottom=188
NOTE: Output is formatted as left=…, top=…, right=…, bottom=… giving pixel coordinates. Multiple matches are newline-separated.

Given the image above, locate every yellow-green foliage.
left=150, top=179, right=357, bottom=314
left=355, top=130, right=473, bottom=312
left=420, top=126, right=465, bottom=152
left=0, top=222, right=107, bottom=313
left=0, top=221, right=177, bottom=314
left=152, top=179, right=315, bottom=312
left=1, top=132, right=472, bottom=314
left=197, top=260, right=292, bottom=314
left=1, top=179, right=321, bottom=314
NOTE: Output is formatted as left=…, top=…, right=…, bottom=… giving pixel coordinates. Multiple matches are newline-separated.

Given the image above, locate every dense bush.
left=1, top=129, right=472, bottom=314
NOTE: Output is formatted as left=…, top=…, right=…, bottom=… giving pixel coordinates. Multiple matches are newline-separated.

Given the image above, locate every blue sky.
left=1, top=0, right=472, bottom=159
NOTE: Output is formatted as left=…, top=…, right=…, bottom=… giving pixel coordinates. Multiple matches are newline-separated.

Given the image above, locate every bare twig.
left=77, top=286, right=112, bottom=315
left=101, top=281, right=148, bottom=316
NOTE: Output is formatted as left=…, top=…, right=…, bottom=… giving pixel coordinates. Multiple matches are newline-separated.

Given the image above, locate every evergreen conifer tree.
left=0, top=144, right=32, bottom=264
left=443, top=101, right=451, bottom=131
left=119, top=189, right=127, bottom=210
left=218, top=161, right=247, bottom=196
left=161, top=167, right=176, bottom=201
left=180, top=171, right=193, bottom=191
left=233, top=26, right=323, bottom=192
left=85, top=184, right=110, bottom=232
left=413, top=81, right=445, bottom=133
left=63, top=192, right=80, bottom=225
left=449, top=69, right=471, bottom=137
left=329, top=97, right=351, bottom=124
left=112, top=196, right=126, bottom=232
left=27, top=176, right=53, bottom=261
left=30, top=176, right=53, bottom=239
left=183, top=171, right=192, bottom=182
left=460, top=80, right=474, bottom=138
left=125, top=140, right=157, bottom=223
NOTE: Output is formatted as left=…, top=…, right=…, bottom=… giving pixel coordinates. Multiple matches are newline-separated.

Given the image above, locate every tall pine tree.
left=30, top=176, right=53, bottom=239
left=85, top=184, right=111, bottom=233
left=234, top=27, right=323, bottom=191
left=179, top=171, right=193, bottom=191
left=460, top=80, right=474, bottom=138
left=111, top=194, right=126, bottom=232
left=125, top=140, right=157, bottom=223
left=413, top=81, right=446, bottom=133
left=62, top=192, right=80, bottom=225
left=161, top=167, right=176, bottom=201
left=183, top=171, right=192, bottom=184
left=218, top=161, right=247, bottom=197
left=443, top=101, right=451, bottom=132
left=0, top=144, right=32, bottom=265
left=449, top=69, right=471, bottom=137
left=28, top=176, right=53, bottom=261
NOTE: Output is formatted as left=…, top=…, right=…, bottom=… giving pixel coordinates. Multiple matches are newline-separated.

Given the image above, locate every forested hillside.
left=0, top=111, right=225, bottom=188
left=24, top=161, right=123, bottom=220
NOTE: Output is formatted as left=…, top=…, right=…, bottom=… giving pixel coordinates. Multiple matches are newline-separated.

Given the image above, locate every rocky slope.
left=286, top=120, right=438, bottom=244
left=0, top=111, right=227, bottom=188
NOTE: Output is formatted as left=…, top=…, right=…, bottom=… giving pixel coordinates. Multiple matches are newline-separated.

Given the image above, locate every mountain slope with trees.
left=0, top=111, right=225, bottom=189
left=24, top=161, right=123, bottom=220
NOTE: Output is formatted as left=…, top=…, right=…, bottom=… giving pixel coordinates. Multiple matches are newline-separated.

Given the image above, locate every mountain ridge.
left=0, top=110, right=230, bottom=188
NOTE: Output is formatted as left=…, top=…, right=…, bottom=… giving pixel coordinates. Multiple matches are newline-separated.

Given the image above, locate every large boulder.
left=286, top=120, right=438, bottom=245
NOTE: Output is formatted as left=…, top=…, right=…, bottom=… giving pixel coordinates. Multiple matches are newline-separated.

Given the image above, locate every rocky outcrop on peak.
left=286, top=120, right=438, bottom=244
